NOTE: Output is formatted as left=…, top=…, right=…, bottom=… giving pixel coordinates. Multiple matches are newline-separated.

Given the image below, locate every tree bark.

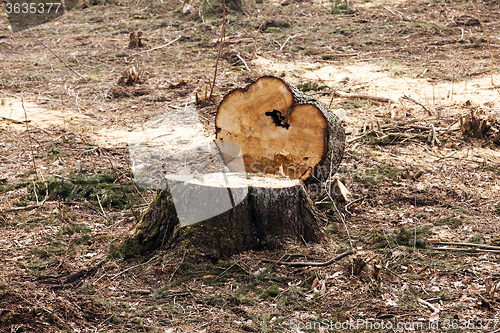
left=127, top=173, right=325, bottom=259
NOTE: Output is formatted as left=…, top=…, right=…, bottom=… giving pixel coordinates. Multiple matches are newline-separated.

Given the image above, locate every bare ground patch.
left=1, top=0, right=500, bottom=331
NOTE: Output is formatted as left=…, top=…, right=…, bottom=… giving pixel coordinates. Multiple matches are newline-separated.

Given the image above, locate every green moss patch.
left=28, top=170, right=143, bottom=209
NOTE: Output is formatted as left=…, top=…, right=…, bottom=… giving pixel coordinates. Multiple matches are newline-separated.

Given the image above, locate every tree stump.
left=125, top=76, right=345, bottom=259
left=128, top=173, right=325, bottom=259
left=215, top=76, right=345, bottom=182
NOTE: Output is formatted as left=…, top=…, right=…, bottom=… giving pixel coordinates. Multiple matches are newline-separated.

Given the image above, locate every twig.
left=344, top=196, right=366, bottom=215
left=0, top=154, right=20, bottom=164
left=326, top=186, right=354, bottom=250
left=417, top=298, right=440, bottom=314
left=21, top=97, right=38, bottom=179
left=468, top=0, right=494, bottom=86
left=208, top=0, right=226, bottom=102
left=110, top=255, right=158, bottom=280
left=260, top=249, right=355, bottom=267
left=141, top=36, right=181, bottom=53
left=333, top=90, right=397, bottom=103
left=482, top=130, right=500, bottom=148
left=96, top=194, right=108, bottom=220
left=168, top=250, right=186, bottom=284
left=431, top=247, right=500, bottom=254
left=0, top=116, right=29, bottom=124
left=103, top=152, right=139, bottom=224
left=0, top=204, right=43, bottom=213
left=214, top=259, right=240, bottom=282
left=236, top=53, right=250, bottom=71
left=253, top=22, right=264, bottom=57
left=400, top=95, right=432, bottom=116
left=383, top=6, right=406, bottom=21
left=0, top=116, right=53, bottom=134
left=430, top=241, right=500, bottom=251
left=346, top=130, right=374, bottom=143
left=279, top=33, right=301, bottom=51
left=28, top=27, right=85, bottom=79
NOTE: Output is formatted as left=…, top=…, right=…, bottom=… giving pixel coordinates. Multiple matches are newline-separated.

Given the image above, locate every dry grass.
left=0, top=0, right=499, bottom=331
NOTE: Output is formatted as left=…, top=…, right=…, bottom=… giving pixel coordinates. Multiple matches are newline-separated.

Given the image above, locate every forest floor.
left=1, top=0, right=500, bottom=332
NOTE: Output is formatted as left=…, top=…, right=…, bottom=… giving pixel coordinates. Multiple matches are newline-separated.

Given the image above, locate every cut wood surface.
left=130, top=173, right=325, bottom=258
left=215, top=76, right=345, bottom=182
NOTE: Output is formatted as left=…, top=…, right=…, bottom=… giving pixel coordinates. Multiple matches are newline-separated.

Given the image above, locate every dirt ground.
left=1, top=0, right=500, bottom=332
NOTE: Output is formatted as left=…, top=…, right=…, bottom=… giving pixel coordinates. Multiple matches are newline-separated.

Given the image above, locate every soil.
left=1, top=0, right=500, bottom=332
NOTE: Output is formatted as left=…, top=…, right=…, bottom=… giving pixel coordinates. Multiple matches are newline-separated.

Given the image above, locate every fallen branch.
left=110, top=255, right=159, bottom=280
left=0, top=204, right=43, bottom=213
left=430, top=241, right=500, bottom=251
left=468, top=0, right=495, bottom=86
left=208, top=0, right=226, bottom=102
left=253, top=22, right=264, bottom=57
left=141, top=36, right=181, bottom=53
left=431, top=247, right=500, bottom=254
left=344, top=196, right=366, bottom=214
left=236, top=53, right=250, bottom=71
left=418, top=298, right=440, bottom=314
left=346, top=130, right=374, bottom=143
left=482, top=130, right=500, bottom=148
left=28, top=27, right=85, bottom=80
left=260, top=249, right=355, bottom=267
left=0, top=116, right=54, bottom=135
left=279, top=33, right=301, bottom=51
left=21, top=97, right=38, bottom=179
left=400, top=95, right=432, bottom=116
left=333, top=90, right=397, bottom=104
left=383, top=6, right=407, bottom=21
left=0, top=116, right=29, bottom=124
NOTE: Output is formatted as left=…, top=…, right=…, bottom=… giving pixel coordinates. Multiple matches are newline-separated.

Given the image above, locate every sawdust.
left=253, top=57, right=500, bottom=109
left=0, top=98, right=92, bottom=131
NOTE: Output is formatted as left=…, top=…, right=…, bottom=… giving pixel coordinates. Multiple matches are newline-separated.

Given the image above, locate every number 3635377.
left=5, top=2, right=62, bottom=14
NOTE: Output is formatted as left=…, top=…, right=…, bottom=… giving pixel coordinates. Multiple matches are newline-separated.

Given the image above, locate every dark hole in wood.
left=265, top=110, right=290, bottom=129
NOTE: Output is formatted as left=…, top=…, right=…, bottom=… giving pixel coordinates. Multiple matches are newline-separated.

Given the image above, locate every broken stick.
left=333, top=90, right=397, bottom=104
left=260, top=249, right=356, bottom=267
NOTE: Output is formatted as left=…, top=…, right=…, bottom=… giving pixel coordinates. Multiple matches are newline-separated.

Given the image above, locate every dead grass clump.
left=128, top=31, right=147, bottom=48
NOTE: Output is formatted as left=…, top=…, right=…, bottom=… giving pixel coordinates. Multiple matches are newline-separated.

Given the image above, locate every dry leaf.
left=311, top=277, right=319, bottom=292
left=333, top=178, right=351, bottom=202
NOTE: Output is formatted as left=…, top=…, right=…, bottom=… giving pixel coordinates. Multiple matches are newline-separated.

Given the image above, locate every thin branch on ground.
left=430, top=241, right=500, bottom=251
left=214, top=259, right=241, bottom=282
left=21, top=97, right=38, bottom=180
left=468, top=0, right=495, bottom=86
left=28, top=27, right=85, bottom=79
left=208, top=0, right=226, bottom=102
left=96, top=194, right=108, bottom=220
left=279, top=33, right=301, bottom=51
left=103, top=152, right=139, bottom=224
left=0, top=116, right=54, bottom=134
left=345, top=196, right=366, bottom=215
left=168, top=250, right=186, bottom=284
left=333, top=90, right=397, bottom=103
left=141, top=36, right=181, bottom=53
left=431, top=247, right=500, bottom=254
left=418, top=298, right=440, bottom=314
left=236, top=54, right=250, bottom=71
left=110, top=255, right=159, bottom=280
left=482, top=130, right=500, bottom=148
left=261, top=249, right=356, bottom=267
left=253, top=22, right=264, bottom=57
left=0, top=204, right=43, bottom=213
left=400, top=95, right=432, bottom=116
